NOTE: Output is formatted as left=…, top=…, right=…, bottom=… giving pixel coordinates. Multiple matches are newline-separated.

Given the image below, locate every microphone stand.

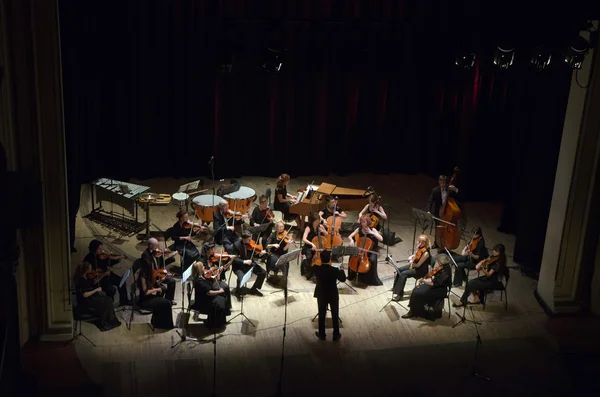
left=452, top=298, right=482, bottom=328
left=469, top=307, right=490, bottom=380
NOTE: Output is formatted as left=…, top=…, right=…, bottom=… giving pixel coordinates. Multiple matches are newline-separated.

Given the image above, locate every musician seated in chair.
left=319, top=195, right=347, bottom=224
left=274, top=173, right=304, bottom=230
left=358, top=194, right=387, bottom=231
left=171, top=210, right=203, bottom=271
left=251, top=195, right=274, bottom=245
left=83, top=239, right=130, bottom=306
left=141, top=238, right=177, bottom=305
left=347, top=214, right=383, bottom=286
left=402, top=254, right=452, bottom=320
left=301, top=213, right=329, bottom=280
left=199, top=242, right=233, bottom=282
left=136, top=258, right=174, bottom=329
left=212, top=201, right=241, bottom=252
left=453, top=244, right=507, bottom=307
left=191, top=261, right=231, bottom=328
left=453, top=226, right=488, bottom=287
left=231, top=231, right=267, bottom=300
left=392, top=235, right=431, bottom=301
left=266, top=220, right=292, bottom=276
left=72, top=262, right=121, bottom=331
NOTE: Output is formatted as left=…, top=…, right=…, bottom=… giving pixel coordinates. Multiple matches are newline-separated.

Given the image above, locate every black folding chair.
left=65, top=290, right=99, bottom=347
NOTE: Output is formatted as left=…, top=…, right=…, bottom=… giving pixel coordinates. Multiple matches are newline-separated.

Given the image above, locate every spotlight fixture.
left=530, top=47, right=552, bottom=71
left=261, top=47, right=285, bottom=73
left=493, top=45, right=515, bottom=70
left=564, top=35, right=589, bottom=69
left=455, top=53, right=476, bottom=70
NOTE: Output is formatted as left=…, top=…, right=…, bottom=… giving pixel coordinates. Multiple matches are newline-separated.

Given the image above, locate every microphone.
left=208, top=156, right=214, bottom=165
left=362, top=187, right=372, bottom=197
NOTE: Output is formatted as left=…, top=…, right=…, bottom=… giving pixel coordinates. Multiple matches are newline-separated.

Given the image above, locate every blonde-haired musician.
left=392, top=235, right=431, bottom=301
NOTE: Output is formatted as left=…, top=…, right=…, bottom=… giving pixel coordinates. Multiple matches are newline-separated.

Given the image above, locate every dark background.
left=58, top=0, right=588, bottom=272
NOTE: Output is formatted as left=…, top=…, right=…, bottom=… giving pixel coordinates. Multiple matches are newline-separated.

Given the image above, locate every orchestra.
left=74, top=172, right=514, bottom=337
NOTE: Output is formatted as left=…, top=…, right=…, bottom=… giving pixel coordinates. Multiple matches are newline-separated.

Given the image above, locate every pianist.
left=274, top=173, right=304, bottom=230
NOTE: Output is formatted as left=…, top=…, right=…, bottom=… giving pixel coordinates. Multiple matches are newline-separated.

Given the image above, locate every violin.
left=245, top=239, right=265, bottom=255
left=86, top=268, right=110, bottom=280
left=153, top=268, right=173, bottom=282
left=152, top=248, right=173, bottom=257
left=183, top=220, right=205, bottom=232
left=97, top=250, right=125, bottom=260
left=480, top=255, right=499, bottom=270
left=419, top=262, right=447, bottom=284
left=260, top=208, right=275, bottom=222
left=409, top=246, right=427, bottom=270
left=468, top=235, right=481, bottom=255
left=277, top=232, right=293, bottom=244
left=210, top=252, right=238, bottom=263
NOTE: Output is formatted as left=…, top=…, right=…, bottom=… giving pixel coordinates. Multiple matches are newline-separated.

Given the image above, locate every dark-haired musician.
left=453, top=227, right=488, bottom=287
left=347, top=214, right=383, bottom=286
left=171, top=210, right=204, bottom=271
left=199, top=241, right=233, bottom=282
left=251, top=195, right=274, bottom=245
left=83, top=239, right=130, bottom=306
left=212, top=201, right=241, bottom=253
left=319, top=196, right=347, bottom=223
left=301, top=213, right=329, bottom=280
left=453, top=244, right=507, bottom=307
left=231, top=230, right=267, bottom=299
left=426, top=175, right=460, bottom=218
left=191, top=260, right=231, bottom=328
left=358, top=194, right=387, bottom=230
left=402, top=254, right=452, bottom=320
left=141, top=238, right=176, bottom=305
left=313, top=250, right=346, bottom=341
left=274, top=173, right=304, bottom=230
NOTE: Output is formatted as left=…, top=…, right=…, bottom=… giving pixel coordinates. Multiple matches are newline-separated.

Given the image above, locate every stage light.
left=493, top=45, right=515, bottom=70
left=530, top=47, right=552, bottom=71
left=261, top=47, right=285, bottom=73
left=455, top=53, right=476, bottom=70
left=564, top=36, right=589, bottom=69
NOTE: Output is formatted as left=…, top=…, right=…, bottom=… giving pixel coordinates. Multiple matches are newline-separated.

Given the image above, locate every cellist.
left=347, top=214, right=383, bottom=286
left=358, top=194, right=387, bottom=230
left=318, top=195, right=347, bottom=223
left=301, top=213, right=329, bottom=280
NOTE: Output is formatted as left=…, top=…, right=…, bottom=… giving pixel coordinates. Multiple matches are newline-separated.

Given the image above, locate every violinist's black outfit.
left=231, top=239, right=266, bottom=294
left=250, top=206, right=274, bottom=245
left=83, top=252, right=130, bottom=305
left=74, top=277, right=121, bottom=331
left=141, top=249, right=176, bottom=302
left=392, top=249, right=431, bottom=297
left=274, top=186, right=295, bottom=221
left=453, top=237, right=488, bottom=286
left=314, top=262, right=346, bottom=339
left=266, top=232, right=289, bottom=275
left=348, top=229, right=382, bottom=286
left=408, top=264, right=452, bottom=319
left=212, top=210, right=240, bottom=253
left=458, top=259, right=506, bottom=305
left=137, top=270, right=174, bottom=329
left=301, top=224, right=327, bottom=279
left=170, top=221, right=200, bottom=272
left=192, top=261, right=231, bottom=328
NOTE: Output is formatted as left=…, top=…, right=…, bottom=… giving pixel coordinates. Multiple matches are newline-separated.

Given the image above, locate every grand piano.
left=289, top=182, right=372, bottom=217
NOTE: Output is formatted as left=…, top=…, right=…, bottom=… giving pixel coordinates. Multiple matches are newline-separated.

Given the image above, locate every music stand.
left=228, top=266, right=256, bottom=327
left=272, top=248, right=301, bottom=397
left=114, top=269, right=131, bottom=314
left=332, top=246, right=359, bottom=292
left=172, top=278, right=200, bottom=348
left=270, top=249, right=301, bottom=295
left=248, top=222, right=270, bottom=242
left=444, top=248, right=463, bottom=299
left=411, top=208, right=434, bottom=249
left=380, top=259, right=409, bottom=313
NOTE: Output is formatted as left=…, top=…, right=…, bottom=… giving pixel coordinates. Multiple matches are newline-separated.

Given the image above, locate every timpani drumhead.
left=192, top=195, right=224, bottom=222
left=223, top=186, right=256, bottom=214
left=172, top=192, right=189, bottom=201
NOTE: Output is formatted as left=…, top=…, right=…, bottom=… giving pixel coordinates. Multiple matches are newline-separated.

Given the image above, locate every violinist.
left=191, top=260, right=231, bottom=328
left=212, top=201, right=241, bottom=253
left=454, top=244, right=507, bottom=307
left=392, top=235, right=431, bottom=301
left=136, top=258, right=174, bottom=329
left=274, top=173, right=304, bottom=230
left=347, top=214, right=383, bottom=286
left=313, top=250, right=346, bottom=341
left=426, top=175, right=460, bottom=218
left=72, top=262, right=121, bottom=331
left=171, top=210, right=202, bottom=271
left=358, top=194, right=387, bottom=230
left=83, top=239, right=130, bottom=306
left=141, top=238, right=176, bottom=305
left=301, top=213, right=329, bottom=280
left=250, top=195, right=274, bottom=245
left=231, top=230, right=267, bottom=299
left=453, top=226, right=488, bottom=287
left=402, top=254, right=452, bottom=320
left=319, top=196, right=347, bottom=223
left=199, top=241, right=233, bottom=282
left=265, top=220, right=292, bottom=275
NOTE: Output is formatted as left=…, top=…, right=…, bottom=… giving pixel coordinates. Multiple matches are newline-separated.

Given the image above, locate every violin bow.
left=277, top=225, right=295, bottom=246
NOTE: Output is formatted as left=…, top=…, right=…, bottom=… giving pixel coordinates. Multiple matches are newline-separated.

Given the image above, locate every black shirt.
left=470, top=237, right=488, bottom=262
left=212, top=210, right=236, bottom=244
left=83, top=252, right=120, bottom=272
left=251, top=206, right=272, bottom=225
left=267, top=232, right=288, bottom=256
left=356, top=228, right=379, bottom=249
left=313, top=264, right=347, bottom=298
left=432, top=264, right=452, bottom=288
left=274, top=186, right=288, bottom=210
left=141, top=249, right=166, bottom=270
left=74, top=277, right=97, bottom=303
left=320, top=205, right=343, bottom=220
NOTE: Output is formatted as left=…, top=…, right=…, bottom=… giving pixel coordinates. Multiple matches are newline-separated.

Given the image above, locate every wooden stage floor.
left=70, top=173, right=562, bottom=397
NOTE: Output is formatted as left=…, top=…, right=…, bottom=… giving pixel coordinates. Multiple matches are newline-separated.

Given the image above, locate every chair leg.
left=504, top=291, right=508, bottom=311
left=447, top=298, right=451, bottom=319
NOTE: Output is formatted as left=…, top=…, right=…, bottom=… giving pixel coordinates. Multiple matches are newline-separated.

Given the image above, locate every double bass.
left=435, top=167, right=461, bottom=250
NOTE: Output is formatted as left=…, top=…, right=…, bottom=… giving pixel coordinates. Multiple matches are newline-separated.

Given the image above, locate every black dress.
left=212, top=210, right=239, bottom=252
left=141, top=249, right=176, bottom=302
left=193, top=276, right=231, bottom=328
left=266, top=232, right=290, bottom=274
left=83, top=252, right=129, bottom=305
left=453, top=237, right=488, bottom=286
left=137, top=274, right=174, bottom=329
left=408, top=264, right=452, bottom=318
left=301, top=224, right=326, bottom=278
left=171, top=221, right=200, bottom=271
left=348, top=229, right=383, bottom=286
left=74, top=277, right=121, bottom=331
left=250, top=206, right=274, bottom=245
left=459, top=259, right=505, bottom=304
left=392, top=248, right=431, bottom=296
left=274, top=186, right=294, bottom=220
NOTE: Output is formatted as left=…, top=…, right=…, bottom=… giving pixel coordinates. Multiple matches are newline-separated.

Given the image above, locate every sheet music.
left=178, top=180, right=202, bottom=193
left=296, top=184, right=319, bottom=202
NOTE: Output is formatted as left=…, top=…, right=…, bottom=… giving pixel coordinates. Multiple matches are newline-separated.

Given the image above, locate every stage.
left=70, top=172, right=558, bottom=396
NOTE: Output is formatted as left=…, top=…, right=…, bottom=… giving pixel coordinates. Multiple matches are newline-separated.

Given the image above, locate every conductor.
left=313, top=250, right=346, bottom=341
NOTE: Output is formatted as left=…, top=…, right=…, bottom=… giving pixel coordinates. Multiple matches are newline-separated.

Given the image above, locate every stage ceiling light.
left=530, top=47, right=552, bottom=71
left=261, top=47, right=285, bottom=73
left=455, top=53, right=476, bottom=70
left=493, top=45, right=515, bottom=70
left=564, top=35, right=589, bottom=69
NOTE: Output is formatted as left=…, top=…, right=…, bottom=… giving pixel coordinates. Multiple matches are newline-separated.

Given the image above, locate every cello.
left=435, top=166, right=461, bottom=250
left=325, top=197, right=343, bottom=248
